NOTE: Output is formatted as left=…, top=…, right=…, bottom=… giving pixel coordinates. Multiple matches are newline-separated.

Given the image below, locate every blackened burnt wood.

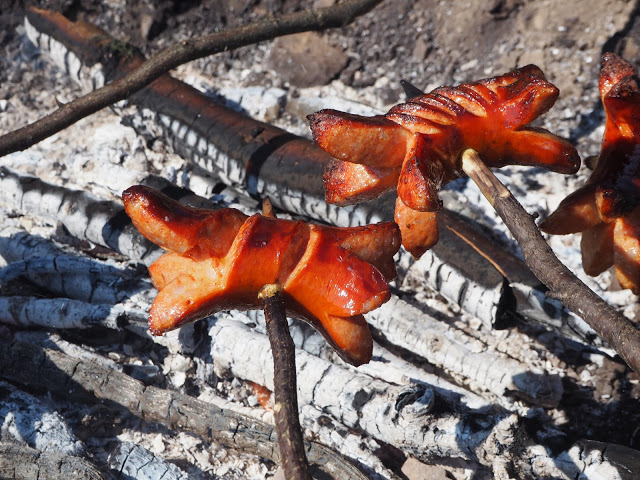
left=0, top=0, right=384, bottom=157
left=461, top=148, right=640, bottom=373
left=0, top=444, right=104, bottom=480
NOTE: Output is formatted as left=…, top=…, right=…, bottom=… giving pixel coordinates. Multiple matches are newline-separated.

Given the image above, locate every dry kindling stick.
left=461, top=148, right=640, bottom=373
left=0, top=0, right=383, bottom=157
left=260, top=284, right=312, bottom=480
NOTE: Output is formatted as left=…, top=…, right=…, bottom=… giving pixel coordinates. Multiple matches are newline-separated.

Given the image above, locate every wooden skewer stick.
left=461, top=148, right=640, bottom=374
left=259, top=197, right=311, bottom=480
left=259, top=283, right=312, bottom=480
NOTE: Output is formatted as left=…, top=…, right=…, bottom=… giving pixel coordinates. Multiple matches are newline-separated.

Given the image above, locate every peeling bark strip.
left=0, top=338, right=369, bottom=480
left=406, top=219, right=507, bottom=328
left=433, top=206, right=605, bottom=347
left=20, top=7, right=598, bottom=341
left=0, top=444, right=104, bottom=480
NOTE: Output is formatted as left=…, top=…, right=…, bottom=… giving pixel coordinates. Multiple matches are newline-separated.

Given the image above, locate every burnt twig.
left=461, top=148, right=640, bottom=373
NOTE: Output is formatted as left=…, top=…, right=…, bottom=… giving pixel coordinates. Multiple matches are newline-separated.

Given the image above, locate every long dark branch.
left=461, top=148, right=640, bottom=373
left=0, top=0, right=383, bottom=157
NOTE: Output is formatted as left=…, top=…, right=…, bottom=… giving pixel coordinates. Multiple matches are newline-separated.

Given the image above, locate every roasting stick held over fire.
left=259, top=283, right=311, bottom=480
left=461, top=148, right=640, bottom=373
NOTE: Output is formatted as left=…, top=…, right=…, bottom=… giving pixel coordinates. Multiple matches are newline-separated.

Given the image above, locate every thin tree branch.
left=461, top=148, right=640, bottom=373
left=0, top=0, right=383, bottom=157
left=260, top=284, right=312, bottom=480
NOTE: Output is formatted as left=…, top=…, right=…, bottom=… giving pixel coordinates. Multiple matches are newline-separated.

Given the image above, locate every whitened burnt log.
left=533, top=439, right=640, bottom=480
left=1, top=294, right=205, bottom=357
left=0, top=166, right=157, bottom=264
left=177, top=267, right=561, bottom=409
left=0, top=227, right=64, bottom=262
left=242, top=283, right=583, bottom=392
left=0, top=168, right=264, bottom=267
left=197, top=387, right=400, bottom=480
left=0, top=145, right=262, bottom=221
left=0, top=297, right=125, bottom=330
left=365, top=297, right=563, bottom=407
left=0, top=254, right=147, bottom=304
left=0, top=337, right=369, bottom=480
left=0, top=170, right=197, bottom=258
left=0, top=223, right=150, bottom=305
left=0, top=382, right=83, bottom=456
left=0, top=200, right=562, bottom=411
left=0, top=164, right=565, bottom=407
left=237, top=309, right=493, bottom=410
left=404, top=232, right=506, bottom=329
left=208, top=316, right=640, bottom=478
left=108, top=442, right=189, bottom=480
left=209, top=317, right=523, bottom=465
left=297, top=405, right=404, bottom=480
left=0, top=443, right=103, bottom=480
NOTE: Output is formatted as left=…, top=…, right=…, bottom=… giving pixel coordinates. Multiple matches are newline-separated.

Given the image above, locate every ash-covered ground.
left=1, top=1, right=640, bottom=479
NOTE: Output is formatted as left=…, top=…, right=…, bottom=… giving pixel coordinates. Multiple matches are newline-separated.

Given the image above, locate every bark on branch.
left=461, top=148, right=640, bottom=373
left=0, top=0, right=382, bottom=157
